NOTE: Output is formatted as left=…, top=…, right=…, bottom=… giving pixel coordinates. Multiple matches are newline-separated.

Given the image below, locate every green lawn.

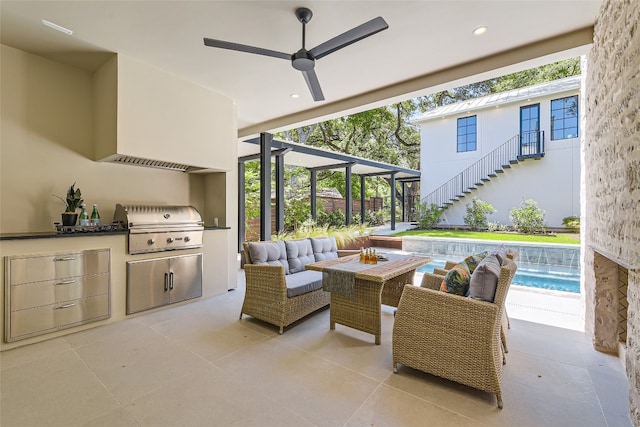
left=393, top=229, right=580, bottom=245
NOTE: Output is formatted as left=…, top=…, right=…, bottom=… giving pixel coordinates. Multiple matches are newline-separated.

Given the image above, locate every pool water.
left=417, top=259, right=580, bottom=293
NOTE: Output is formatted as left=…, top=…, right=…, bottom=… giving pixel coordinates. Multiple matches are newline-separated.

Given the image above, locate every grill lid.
left=113, top=204, right=204, bottom=230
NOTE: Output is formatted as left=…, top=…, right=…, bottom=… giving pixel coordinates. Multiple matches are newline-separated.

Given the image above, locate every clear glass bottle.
left=79, top=204, right=90, bottom=226
left=90, top=204, right=101, bottom=226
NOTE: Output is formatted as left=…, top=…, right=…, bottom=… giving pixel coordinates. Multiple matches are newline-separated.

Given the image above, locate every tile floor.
left=1, top=270, right=632, bottom=427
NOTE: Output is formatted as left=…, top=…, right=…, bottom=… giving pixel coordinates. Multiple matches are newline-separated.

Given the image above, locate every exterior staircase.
left=423, top=132, right=545, bottom=209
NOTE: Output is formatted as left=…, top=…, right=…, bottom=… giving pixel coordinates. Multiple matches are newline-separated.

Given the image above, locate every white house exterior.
left=413, top=75, right=582, bottom=228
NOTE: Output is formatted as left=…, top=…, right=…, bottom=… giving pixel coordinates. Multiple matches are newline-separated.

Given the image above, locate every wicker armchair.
left=241, top=242, right=330, bottom=334
left=432, top=257, right=513, bottom=349
left=393, top=258, right=517, bottom=408
left=421, top=270, right=511, bottom=355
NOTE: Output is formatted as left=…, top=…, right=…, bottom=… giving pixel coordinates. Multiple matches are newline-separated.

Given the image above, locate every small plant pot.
left=61, top=213, right=78, bottom=226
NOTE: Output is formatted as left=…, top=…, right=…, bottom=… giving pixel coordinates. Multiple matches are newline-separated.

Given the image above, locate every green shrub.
left=416, top=202, right=445, bottom=229
left=463, top=198, right=496, bottom=230
left=317, top=209, right=346, bottom=228
left=509, top=199, right=546, bottom=233
left=352, top=209, right=385, bottom=226
left=487, top=221, right=508, bottom=232
left=563, top=216, right=580, bottom=229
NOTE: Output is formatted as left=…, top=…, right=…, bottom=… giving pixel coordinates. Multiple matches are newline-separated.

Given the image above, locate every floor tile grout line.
left=69, top=345, right=144, bottom=427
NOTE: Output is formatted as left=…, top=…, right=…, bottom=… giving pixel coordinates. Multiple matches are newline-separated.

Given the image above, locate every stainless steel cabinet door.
left=127, top=258, right=171, bottom=314
left=168, top=254, right=202, bottom=304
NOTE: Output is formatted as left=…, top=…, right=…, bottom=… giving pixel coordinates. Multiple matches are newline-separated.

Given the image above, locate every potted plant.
left=53, top=183, right=84, bottom=226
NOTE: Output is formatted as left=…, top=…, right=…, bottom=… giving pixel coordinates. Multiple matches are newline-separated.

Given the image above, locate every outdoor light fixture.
left=42, top=19, right=73, bottom=35
left=290, top=93, right=300, bottom=99
left=472, top=26, right=488, bottom=36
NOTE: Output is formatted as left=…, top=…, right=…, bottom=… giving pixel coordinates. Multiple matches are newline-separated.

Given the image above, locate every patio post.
left=401, top=180, right=406, bottom=223
left=310, top=169, right=317, bottom=221
left=260, top=132, right=272, bottom=241
left=238, top=160, right=245, bottom=251
left=360, top=175, right=366, bottom=223
left=345, top=164, right=353, bottom=225
left=275, top=151, right=285, bottom=233
left=390, top=172, right=397, bottom=231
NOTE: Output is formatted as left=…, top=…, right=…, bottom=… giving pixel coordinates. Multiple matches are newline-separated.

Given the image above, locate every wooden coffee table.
left=306, top=253, right=430, bottom=344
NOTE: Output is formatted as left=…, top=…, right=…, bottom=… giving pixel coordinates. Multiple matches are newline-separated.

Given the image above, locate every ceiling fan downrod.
left=292, top=7, right=315, bottom=71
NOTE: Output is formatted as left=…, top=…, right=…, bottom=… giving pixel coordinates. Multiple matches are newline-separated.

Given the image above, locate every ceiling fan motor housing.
left=292, top=50, right=315, bottom=71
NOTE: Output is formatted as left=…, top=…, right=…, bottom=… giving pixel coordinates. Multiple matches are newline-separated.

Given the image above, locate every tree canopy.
left=246, top=58, right=582, bottom=229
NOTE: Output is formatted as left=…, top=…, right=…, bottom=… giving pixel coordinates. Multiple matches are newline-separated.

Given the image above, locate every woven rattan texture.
left=241, top=242, right=330, bottom=334
left=392, top=259, right=517, bottom=408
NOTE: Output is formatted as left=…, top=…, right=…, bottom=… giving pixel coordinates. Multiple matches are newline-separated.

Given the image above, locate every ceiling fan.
left=203, top=7, right=388, bottom=101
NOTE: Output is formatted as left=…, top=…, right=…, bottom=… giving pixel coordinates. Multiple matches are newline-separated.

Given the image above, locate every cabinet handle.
left=164, top=273, right=169, bottom=292
left=54, top=279, right=76, bottom=286
left=53, top=256, right=76, bottom=262
left=54, top=302, right=76, bottom=310
left=169, top=272, right=174, bottom=290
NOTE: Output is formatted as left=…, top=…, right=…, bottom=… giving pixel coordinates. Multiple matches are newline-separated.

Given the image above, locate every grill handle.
left=164, top=273, right=169, bottom=292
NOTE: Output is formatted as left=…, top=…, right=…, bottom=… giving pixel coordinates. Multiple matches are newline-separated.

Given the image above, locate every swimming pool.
left=417, top=259, right=580, bottom=293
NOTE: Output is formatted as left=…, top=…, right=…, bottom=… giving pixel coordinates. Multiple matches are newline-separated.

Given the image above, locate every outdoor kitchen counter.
left=0, top=229, right=234, bottom=352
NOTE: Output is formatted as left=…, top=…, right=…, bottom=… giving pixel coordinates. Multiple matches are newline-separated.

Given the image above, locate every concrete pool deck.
left=371, top=226, right=585, bottom=331
left=412, top=270, right=585, bottom=332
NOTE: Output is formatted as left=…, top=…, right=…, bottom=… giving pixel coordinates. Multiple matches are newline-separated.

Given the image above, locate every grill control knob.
left=147, top=238, right=155, bottom=245
left=184, top=236, right=191, bottom=242
left=167, top=237, right=175, bottom=243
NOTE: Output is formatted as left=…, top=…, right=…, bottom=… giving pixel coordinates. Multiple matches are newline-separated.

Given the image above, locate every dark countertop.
left=2, top=227, right=229, bottom=240
left=0, top=230, right=128, bottom=241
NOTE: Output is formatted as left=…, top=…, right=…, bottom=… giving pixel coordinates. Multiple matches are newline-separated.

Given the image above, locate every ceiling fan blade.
left=203, top=38, right=290, bottom=60
left=309, top=16, right=388, bottom=60
left=302, top=69, right=325, bottom=101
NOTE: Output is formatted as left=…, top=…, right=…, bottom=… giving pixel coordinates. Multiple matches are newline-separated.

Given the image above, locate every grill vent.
left=109, top=155, right=205, bottom=172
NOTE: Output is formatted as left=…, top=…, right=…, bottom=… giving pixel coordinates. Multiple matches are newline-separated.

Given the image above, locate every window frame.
left=456, top=115, right=477, bottom=153
left=550, top=95, right=579, bottom=140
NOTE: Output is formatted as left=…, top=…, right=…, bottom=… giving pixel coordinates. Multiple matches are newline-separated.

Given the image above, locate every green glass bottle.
left=90, top=204, right=101, bottom=226
left=79, top=204, right=90, bottom=226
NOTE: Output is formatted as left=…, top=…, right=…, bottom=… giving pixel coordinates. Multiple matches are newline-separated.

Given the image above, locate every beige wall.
left=0, top=44, right=239, bottom=349
left=584, top=0, right=640, bottom=424
left=0, top=45, right=208, bottom=233
left=1, top=44, right=237, bottom=234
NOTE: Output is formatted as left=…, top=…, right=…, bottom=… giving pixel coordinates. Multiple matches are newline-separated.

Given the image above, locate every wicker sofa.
left=392, top=256, right=517, bottom=408
left=241, top=237, right=339, bottom=334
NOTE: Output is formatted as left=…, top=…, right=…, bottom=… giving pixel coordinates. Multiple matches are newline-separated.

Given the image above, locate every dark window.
left=457, top=115, right=477, bottom=152
left=551, top=95, right=579, bottom=140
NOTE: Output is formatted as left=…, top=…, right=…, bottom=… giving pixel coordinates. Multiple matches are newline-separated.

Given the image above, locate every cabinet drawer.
left=10, top=273, right=110, bottom=311
left=9, top=249, right=110, bottom=285
left=9, top=294, right=110, bottom=341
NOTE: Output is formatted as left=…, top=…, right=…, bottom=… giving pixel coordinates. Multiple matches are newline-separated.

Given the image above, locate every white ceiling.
left=1, top=1, right=602, bottom=136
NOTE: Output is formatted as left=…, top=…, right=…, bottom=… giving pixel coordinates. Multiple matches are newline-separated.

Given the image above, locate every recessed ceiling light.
left=290, top=93, right=300, bottom=99
left=42, top=19, right=73, bottom=35
left=472, top=26, right=488, bottom=36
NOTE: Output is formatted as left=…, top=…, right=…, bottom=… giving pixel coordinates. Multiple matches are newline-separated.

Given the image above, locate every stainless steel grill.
left=113, top=204, right=204, bottom=254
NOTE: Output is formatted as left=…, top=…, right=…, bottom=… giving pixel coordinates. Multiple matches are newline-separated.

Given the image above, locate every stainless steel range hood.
left=106, top=154, right=207, bottom=173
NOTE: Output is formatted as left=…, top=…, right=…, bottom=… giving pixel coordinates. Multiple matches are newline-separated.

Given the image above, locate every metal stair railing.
left=422, top=132, right=544, bottom=208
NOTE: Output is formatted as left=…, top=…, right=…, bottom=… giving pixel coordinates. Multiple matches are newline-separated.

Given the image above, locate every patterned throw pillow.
left=463, top=251, right=488, bottom=274
left=440, top=262, right=471, bottom=296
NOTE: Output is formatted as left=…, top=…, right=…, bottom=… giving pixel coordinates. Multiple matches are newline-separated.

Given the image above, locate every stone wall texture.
left=585, top=0, right=640, bottom=424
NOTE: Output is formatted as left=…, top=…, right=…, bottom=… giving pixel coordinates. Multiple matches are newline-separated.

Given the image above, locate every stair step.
left=509, top=160, right=519, bottom=164
left=496, top=169, right=504, bottom=174
left=502, top=164, right=512, bottom=169
left=475, top=182, right=484, bottom=186
left=481, top=178, right=491, bottom=182
left=488, top=173, right=498, bottom=178
left=462, top=190, right=472, bottom=194
left=469, top=186, right=478, bottom=190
